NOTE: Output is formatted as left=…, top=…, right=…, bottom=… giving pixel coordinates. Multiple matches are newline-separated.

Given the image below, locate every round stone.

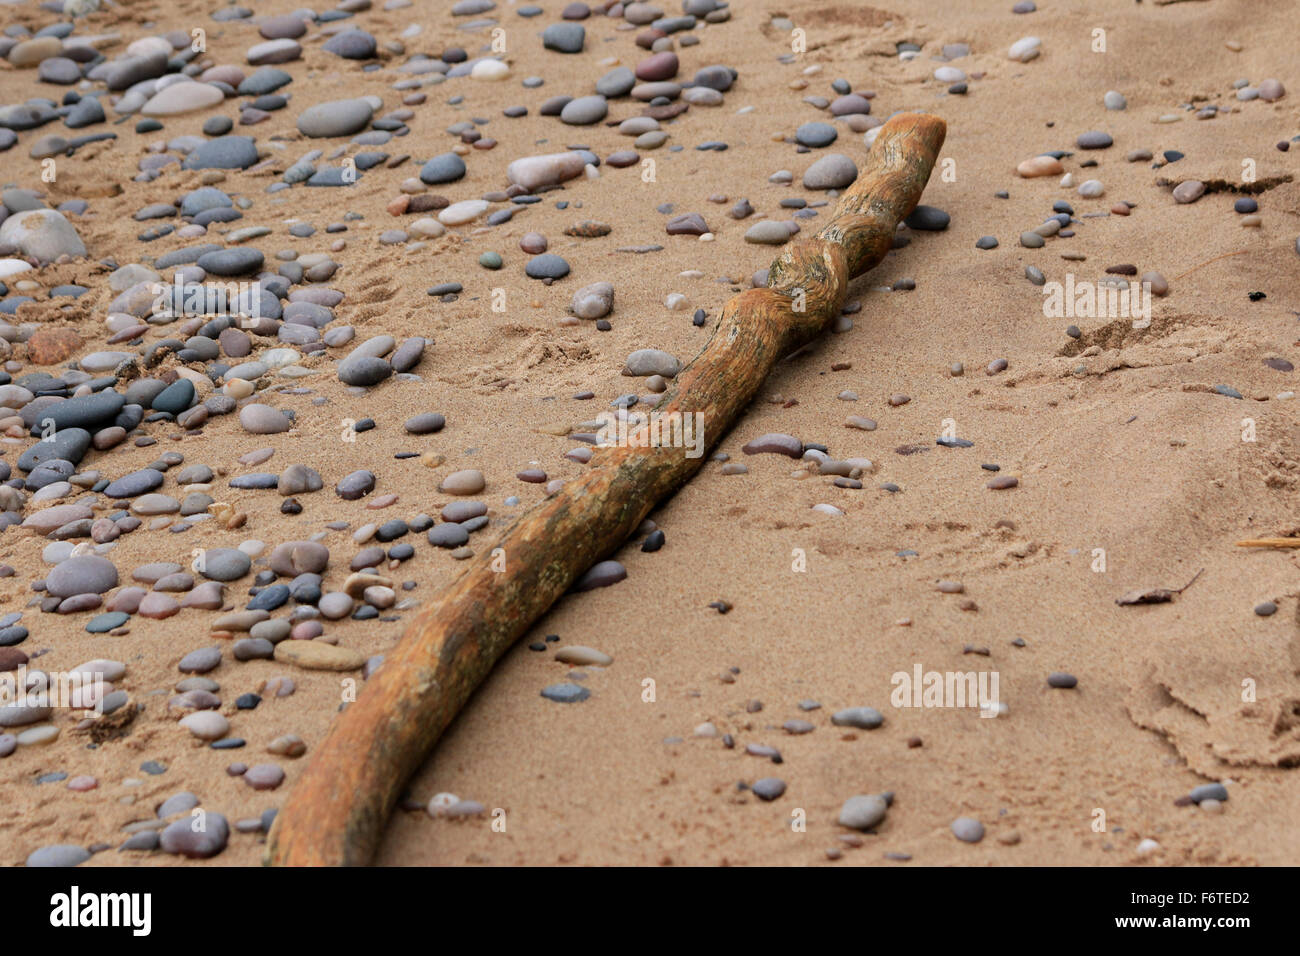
left=525, top=253, right=570, bottom=279
left=752, top=777, right=787, bottom=801
left=200, top=548, right=251, bottom=582
left=46, top=555, right=118, bottom=598
left=0, top=209, right=87, bottom=264
left=560, top=95, right=608, bottom=125
left=439, top=469, right=485, bottom=495
left=180, top=710, right=229, bottom=740
left=838, top=794, right=887, bottom=830
left=795, top=122, right=837, bottom=148
left=239, top=404, right=292, bottom=434
left=405, top=413, right=446, bottom=434
left=419, top=152, right=467, bottom=185
left=951, top=817, right=985, bottom=842
left=1076, top=130, right=1113, bottom=149
left=802, top=153, right=857, bottom=189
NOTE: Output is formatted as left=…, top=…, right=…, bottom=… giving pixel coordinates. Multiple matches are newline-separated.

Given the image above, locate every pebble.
left=1008, top=36, right=1041, bottom=62
left=803, top=153, right=858, bottom=189
left=625, top=349, right=680, bottom=377
left=420, top=153, right=467, bottom=185
left=240, top=404, right=292, bottom=434
left=0, top=209, right=87, bottom=263
left=160, top=813, right=229, bottom=858
left=244, top=763, right=285, bottom=790
left=795, top=122, right=837, bottom=148
left=951, top=817, right=985, bottom=842
left=543, top=23, right=585, bottom=54
left=752, top=777, right=787, bottom=801
left=743, top=433, right=802, bottom=457
left=298, top=99, right=374, bottom=138
left=1173, top=180, right=1206, bottom=204
left=744, top=221, right=793, bottom=244
left=273, top=641, right=365, bottom=670
left=831, top=706, right=883, bottom=729
left=838, top=794, right=887, bottom=830
left=560, top=95, right=608, bottom=125
left=555, top=646, right=612, bottom=666
left=525, top=253, right=571, bottom=279
left=26, top=844, right=92, bottom=867
left=572, top=281, right=614, bottom=319
left=541, top=682, right=590, bottom=703
left=439, top=469, right=485, bottom=495
left=405, top=413, right=446, bottom=434
left=46, top=555, right=118, bottom=597
left=573, top=560, right=626, bottom=591
left=180, top=711, right=229, bottom=740
left=1076, top=130, right=1113, bottom=149
left=1189, top=782, right=1229, bottom=803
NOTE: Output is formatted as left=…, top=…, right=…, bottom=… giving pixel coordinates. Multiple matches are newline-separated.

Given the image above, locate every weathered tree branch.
left=265, top=111, right=947, bottom=866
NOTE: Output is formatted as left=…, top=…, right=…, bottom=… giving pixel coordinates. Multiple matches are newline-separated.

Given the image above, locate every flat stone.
left=142, top=81, right=224, bottom=116
left=46, top=555, right=118, bottom=597
left=182, top=136, right=259, bottom=170
left=506, top=151, right=587, bottom=191
left=831, top=706, right=883, bottom=729
left=273, top=640, right=365, bottom=670
left=26, top=844, right=91, bottom=867
left=554, top=645, right=612, bottom=666
left=297, top=98, right=374, bottom=138
left=541, top=682, right=590, bottom=703
left=560, top=95, right=608, bottom=125
left=743, top=433, right=801, bottom=456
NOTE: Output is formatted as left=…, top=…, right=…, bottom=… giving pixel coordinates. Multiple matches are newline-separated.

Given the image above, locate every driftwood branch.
left=265, top=112, right=947, bottom=866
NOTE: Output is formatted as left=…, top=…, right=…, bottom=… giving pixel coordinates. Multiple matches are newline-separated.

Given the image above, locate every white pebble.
left=470, top=59, right=509, bottom=81
left=1008, top=36, right=1042, bottom=62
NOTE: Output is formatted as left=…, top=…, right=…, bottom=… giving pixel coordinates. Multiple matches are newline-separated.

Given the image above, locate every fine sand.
left=1, top=0, right=1298, bottom=866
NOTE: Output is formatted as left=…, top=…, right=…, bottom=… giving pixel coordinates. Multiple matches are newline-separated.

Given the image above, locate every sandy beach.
left=0, top=0, right=1296, bottom=867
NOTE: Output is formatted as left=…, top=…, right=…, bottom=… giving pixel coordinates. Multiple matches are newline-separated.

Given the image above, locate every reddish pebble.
left=636, top=51, right=679, bottom=82
left=291, top=620, right=324, bottom=640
